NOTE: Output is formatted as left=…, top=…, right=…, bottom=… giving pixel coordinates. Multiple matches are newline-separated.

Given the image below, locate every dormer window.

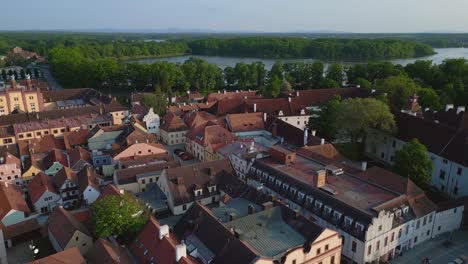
left=356, top=222, right=364, bottom=232
left=314, top=200, right=322, bottom=208
left=306, top=196, right=313, bottom=204
left=324, top=206, right=332, bottom=215
left=278, top=110, right=284, bottom=116
left=208, top=185, right=217, bottom=193
left=194, top=189, right=203, bottom=196
left=344, top=216, right=353, bottom=226
left=333, top=211, right=342, bottom=220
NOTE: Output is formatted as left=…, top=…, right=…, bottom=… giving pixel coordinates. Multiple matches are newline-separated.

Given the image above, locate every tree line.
left=189, top=37, right=435, bottom=60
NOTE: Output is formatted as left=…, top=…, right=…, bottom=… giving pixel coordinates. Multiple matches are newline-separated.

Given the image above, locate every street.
left=391, top=231, right=468, bottom=264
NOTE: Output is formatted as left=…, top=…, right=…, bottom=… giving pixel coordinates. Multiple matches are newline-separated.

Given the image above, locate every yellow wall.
left=22, top=165, right=42, bottom=183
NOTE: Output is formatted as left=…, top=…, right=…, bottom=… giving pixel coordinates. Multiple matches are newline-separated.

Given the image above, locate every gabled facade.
left=48, top=206, right=93, bottom=255
left=143, top=107, right=160, bottom=135
left=28, top=172, right=61, bottom=214
left=53, top=166, right=79, bottom=205
left=0, top=151, right=22, bottom=185
left=0, top=181, right=35, bottom=227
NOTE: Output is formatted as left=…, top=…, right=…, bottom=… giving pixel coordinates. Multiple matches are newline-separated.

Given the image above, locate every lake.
left=129, top=48, right=468, bottom=69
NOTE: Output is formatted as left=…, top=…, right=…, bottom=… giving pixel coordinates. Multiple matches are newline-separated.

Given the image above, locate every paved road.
left=30, top=65, right=63, bottom=90
left=391, top=231, right=468, bottom=264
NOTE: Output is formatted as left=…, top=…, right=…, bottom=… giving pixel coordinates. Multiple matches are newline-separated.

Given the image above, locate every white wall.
left=83, top=186, right=100, bottom=205
left=34, top=191, right=62, bottom=214
left=432, top=206, right=464, bottom=238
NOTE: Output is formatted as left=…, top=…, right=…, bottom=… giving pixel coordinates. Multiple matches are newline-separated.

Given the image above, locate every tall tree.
left=308, top=95, right=341, bottom=141
left=326, top=63, right=344, bottom=85
left=394, top=139, right=434, bottom=187
left=91, top=194, right=147, bottom=238
left=376, top=75, right=419, bottom=112
left=334, top=98, right=396, bottom=143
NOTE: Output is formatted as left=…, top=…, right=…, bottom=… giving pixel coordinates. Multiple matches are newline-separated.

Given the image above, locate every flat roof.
left=225, top=207, right=306, bottom=258
left=256, top=148, right=399, bottom=214
left=211, top=198, right=263, bottom=223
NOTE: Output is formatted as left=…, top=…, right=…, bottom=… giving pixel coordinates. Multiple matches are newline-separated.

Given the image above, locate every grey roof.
left=226, top=207, right=306, bottom=259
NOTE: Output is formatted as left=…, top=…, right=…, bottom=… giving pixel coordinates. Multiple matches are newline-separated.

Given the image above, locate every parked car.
left=180, top=152, right=194, bottom=161
left=63, top=202, right=75, bottom=211
left=174, top=149, right=185, bottom=155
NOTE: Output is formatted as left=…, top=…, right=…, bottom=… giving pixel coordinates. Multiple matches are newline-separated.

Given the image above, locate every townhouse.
left=245, top=144, right=462, bottom=264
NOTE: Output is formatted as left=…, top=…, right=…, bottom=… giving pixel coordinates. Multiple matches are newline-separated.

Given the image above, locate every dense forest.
left=0, top=33, right=436, bottom=60
left=189, top=37, right=435, bottom=60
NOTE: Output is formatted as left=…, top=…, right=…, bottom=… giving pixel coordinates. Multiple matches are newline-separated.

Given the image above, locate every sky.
left=2, top=0, right=468, bottom=33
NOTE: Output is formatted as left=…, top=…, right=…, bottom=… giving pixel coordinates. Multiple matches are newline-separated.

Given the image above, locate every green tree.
left=376, top=75, right=419, bottom=112
left=308, top=95, right=341, bottom=141
left=142, top=86, right=167, bottom=115
left=326, top=64, right=344, bottom=85
left=280, top=79, right=293, bottom=93
left=334, top=98, right=396, bottom=143
left=261, top=75, right=282, bottom=98
left=91, top=193, right=147, bottom=238
left=269, top=61, right=283, bottom=80
left=394, top=139, right=434, bottom=187
left=416, top=88, right=442, bottom=111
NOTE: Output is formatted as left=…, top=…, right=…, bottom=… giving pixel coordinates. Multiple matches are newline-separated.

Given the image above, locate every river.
left=129, top=48, right=468, bottom=69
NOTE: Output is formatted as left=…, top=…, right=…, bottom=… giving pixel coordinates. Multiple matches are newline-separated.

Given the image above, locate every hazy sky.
left=2, top=0, right=468, bottom=33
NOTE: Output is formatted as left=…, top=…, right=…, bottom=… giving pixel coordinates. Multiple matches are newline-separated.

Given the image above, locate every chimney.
left=262, top=201, right=274, bottom=210
left=371, top=89, right=376, bottom=94
left=303, top=128, right=308, bottom=146
left=445, top=104, right=454, bottom=112
left=223, top=90, right=227, bottom=94
left=175, top=244, right=187, bottom=262
left=311, top=130, right=316, bottom=136
left=314, top=170, right=326, bottom=188
left=229, top=212, right=236, bottom=221
left=10, top=75, right=16, bottom=89
left=26, top=74, right=32, bottom=90
left=248, top=204, right=256, bottom=215
left=288, top=97, right=291, bottom=103
left=159, top=224, right=170, bottom=240
left=424, top=108, right=430, bottom=112
left=253, top=103, right=257, bottom=113
left=361, top=161, right=367, bottom=171
left=320, top=138, right=325, bottom=145
left=456, top=106, right=465, bottom=114
left=217, top=90, right=220, bottom=94
left=263, top=112, right=267, bottom=122
left=271, top=123, right=278, bottom=137
left=236, top=90, right=239, bottom=93
left=356, top=85, right=361, bottom=88
left=296, top=91, right=299, bottom=97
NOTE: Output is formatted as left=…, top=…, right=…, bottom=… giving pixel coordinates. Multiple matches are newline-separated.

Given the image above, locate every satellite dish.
left=34, top=249, right=39, bottom=254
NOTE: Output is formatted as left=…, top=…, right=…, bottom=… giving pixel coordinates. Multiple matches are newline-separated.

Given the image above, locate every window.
left=454, top=186, right=459, bottom=195
left=0, top=107, right=4, bottom=115
left=380, top=152, right=385, bottom=159
left=30, top=103, right=36, bottom=112
left=423, top=217, right=427, bottom=226
left=429, top=214, right=433, bottom=223
left=438, top=226, right=441, bottom=231
left=26, top=133, right=32, bottom=137
left=75, top=236, right=79, bottom=241
left=82, top=243, right=87, bottom=247
left=331, top=256, right=335, bottom=264
left=367, top=245, right=372, bottom=255
left=414, top=236, right=418, bottom=243
left=439, top=170, right=446, bottom=179
left=376, top=241, right=380, bottom=250
left=426, top=230, right=430, bottom=236
left=325, top=244, right=329, bottom=251
left=378, top=225, right=382, bottom=231
left=2, top=138, right=12, bottom=144
left=391, top=232, right=395, bottom=242
left=36, top=132, right=41, bottom=136
left=416, top=220, right=420, bottom=229
left=141, top=179, right=146, bottom=184
left=457, top=167, right=463, bottom=175
left=454, top=208, right=457, bottom=213
left=351, top=241, right=356, bottom=252
left=384, top=237, right=388, bottom=246
left=144, top=249, right=148, bottom=256
left=398, top=229, right=402, bottom=238
left=443, top=159, right=448, bottom=164
left=316, top=248, right=321, bottom=255
left=292, top=260, right=296, bottom=264
left=392, top=140, right=396, bottom=148
left=13, top=97, right=18, bottom=101
left=182, top=204, right=187, bottom=211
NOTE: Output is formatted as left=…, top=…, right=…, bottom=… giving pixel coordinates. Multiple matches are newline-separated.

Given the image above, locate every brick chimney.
left=26, top=74, right=32, bottom=90
left=10, top=75, right=16, bottom=89
left=314, top=169, right=326, bottom=188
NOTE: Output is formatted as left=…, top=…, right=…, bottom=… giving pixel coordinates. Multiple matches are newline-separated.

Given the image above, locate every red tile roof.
left=87, top=238, right=133, bottom=264
left=97, top=184, right=123, bottom=201
left=28, top=172, right=58, bottom=204
left=0, top=181, right=30, bottom=219
left=226, top=112, right=265, bottom=133
left=130, top=216, right=198, bottom=264
left=48, top=207, right=91, bottom=250
left=63, top=129, right=89, bottom=150
left=207, top=90, right=258, bottom=102
left=160, top=112, right=188, bottom=132
left=27, top=247, right=86, bottom=264
left=42, top=149, right=69, bottom=170
left=53, top=166, right=78, bottom=188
